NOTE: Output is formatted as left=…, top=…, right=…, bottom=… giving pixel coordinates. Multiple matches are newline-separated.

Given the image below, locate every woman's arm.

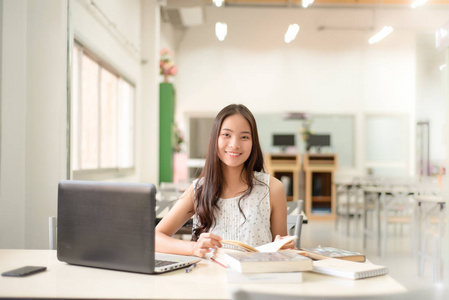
left=269, top=176, right=296, bottom=249
left=269, top=176, right=288, bottom=237
left=155, top=184, right=222, bottom=257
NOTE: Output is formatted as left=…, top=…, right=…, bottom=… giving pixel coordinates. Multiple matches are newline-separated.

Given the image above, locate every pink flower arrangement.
left=159, top=48, right=177, bottom=81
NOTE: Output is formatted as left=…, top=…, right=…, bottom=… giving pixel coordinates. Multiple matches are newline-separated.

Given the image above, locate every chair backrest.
left=49, top=216, right=57, bottom=250
left=286, top=200, right=304, bottom=249
left=156, top=182, right=187, bottom=218
left=155, top=199, right=176, bottom=217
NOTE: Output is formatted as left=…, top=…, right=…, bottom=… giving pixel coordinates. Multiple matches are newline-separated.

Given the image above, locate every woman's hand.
left=192, top=233, right=223, bottom=257
left=274, top=235, right=297, bottom=250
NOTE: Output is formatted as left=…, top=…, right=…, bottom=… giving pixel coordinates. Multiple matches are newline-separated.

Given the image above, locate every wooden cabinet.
left=265, top=154, right=300, bottom=201
left=303, top=153, right=337, bottom=220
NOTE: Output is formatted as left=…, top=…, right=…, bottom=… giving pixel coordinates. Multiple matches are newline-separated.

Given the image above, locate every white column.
left=0, top=0, right=27, bottom=248
left=25, top=0, right=68, bottom=248
left=140, top=0, right=161, bottom=185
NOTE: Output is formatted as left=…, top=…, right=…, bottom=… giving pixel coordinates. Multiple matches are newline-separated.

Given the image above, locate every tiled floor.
left=300, top=217, right=444, bottom=292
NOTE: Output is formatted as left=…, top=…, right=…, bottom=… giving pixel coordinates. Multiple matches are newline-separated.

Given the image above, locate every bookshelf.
left=303, top=153, right=338, bottom=220
left=265, top=153, right=301, bottom=201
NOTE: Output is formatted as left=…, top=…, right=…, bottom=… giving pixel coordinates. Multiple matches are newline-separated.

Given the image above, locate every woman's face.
left=217, top=114, right=253, bottom=169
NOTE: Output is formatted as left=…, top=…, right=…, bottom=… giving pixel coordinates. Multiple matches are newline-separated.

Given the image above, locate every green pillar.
left=159, top=83, right=174, bottom=184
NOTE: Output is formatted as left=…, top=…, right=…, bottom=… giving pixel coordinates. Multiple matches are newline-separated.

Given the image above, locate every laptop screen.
left=57, top=180, right=157, bottom=273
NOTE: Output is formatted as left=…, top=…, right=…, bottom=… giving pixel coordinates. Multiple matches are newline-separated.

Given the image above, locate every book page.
left=221, top=240, right=258, bottom=252
left=254, top=236, right=296, bottom=252
left=221, top=236, right=297, bottom=253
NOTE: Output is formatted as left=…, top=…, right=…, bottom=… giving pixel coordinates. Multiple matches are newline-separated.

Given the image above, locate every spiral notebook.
left=312, top=258, right=388, bottom=280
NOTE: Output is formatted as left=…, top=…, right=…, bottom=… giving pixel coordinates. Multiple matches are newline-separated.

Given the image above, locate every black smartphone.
left=1, top=266, right=47, bottom=277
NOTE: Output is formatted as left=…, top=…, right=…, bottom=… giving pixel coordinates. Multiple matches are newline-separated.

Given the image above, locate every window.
left=71, top=43, right=135, bottom=179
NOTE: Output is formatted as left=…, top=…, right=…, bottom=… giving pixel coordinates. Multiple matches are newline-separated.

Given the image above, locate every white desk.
left=362, top=185, right=415, bottom=257
left=0, top=250, right=407, bottom=299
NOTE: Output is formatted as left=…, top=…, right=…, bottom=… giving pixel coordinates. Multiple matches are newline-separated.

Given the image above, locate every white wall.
left=416, top=33, right=448, bottom=171
left=435, top=23, right=449, bottom=285
left=174, top=7, right=449, bottom=177
left=0, top=0, right=68, bottom=249
left=0, top=0, right=28, bottom=248
left=72, top=0, right=141, bottom=87
left=140, top=0, right=161, bottom=185
left=0, top=0, right=161, bottom=249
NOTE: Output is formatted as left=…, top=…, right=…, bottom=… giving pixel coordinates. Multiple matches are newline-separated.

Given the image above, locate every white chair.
left=48, top=216, right=57, bottom=250
left=415, top=194, right=446, bottom=282
left=157, top=182, right=193, bottom=240
left=335, top=181, right=364, bottom=236
left=156, top=182, right=191, bottom=217
left=380, top=184, right=416, bottom=258
left=286, top=200, right=304, bottom=249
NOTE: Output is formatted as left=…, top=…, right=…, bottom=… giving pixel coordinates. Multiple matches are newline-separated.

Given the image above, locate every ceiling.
left=214, top=0, right=449, bottom=8
left=163, top=0, right=449, bottom=28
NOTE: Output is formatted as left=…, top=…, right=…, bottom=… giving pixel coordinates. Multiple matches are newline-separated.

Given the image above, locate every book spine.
left=211, top=257, right=228, bottom=269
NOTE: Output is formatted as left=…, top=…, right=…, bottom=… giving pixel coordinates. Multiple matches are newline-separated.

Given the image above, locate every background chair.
left=157, top=182, right=193, bottom=240
left=414, top=194, right=446, bottom=282
left=286, top=200, right=304, bottom=249
left=380, top=184, right=416, bottom=258
left=335, top=181, right=364, bottom=236
left=156, top=182, right=187, bottom=217
left=49, top=216, right=57, bottom=250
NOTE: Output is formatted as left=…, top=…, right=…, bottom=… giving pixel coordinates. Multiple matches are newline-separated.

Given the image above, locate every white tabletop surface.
left=0, top=249, right=407, bottom=299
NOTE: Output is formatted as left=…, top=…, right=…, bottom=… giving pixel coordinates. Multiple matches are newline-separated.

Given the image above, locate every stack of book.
left=209, top=236, right=312, bottom=278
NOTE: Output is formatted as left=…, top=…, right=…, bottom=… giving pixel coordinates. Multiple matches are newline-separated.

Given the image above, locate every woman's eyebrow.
left=221, top=128, right=251, bottom=135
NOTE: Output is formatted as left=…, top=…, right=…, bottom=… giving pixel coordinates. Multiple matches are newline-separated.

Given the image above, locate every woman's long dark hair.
left=192, top=104, right=265, bottom=241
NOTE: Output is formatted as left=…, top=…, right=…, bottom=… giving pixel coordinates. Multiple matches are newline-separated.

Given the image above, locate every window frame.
left=71, top=41, right=136, bottom=180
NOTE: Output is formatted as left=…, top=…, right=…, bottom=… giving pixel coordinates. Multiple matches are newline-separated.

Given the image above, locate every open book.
left=209, top=236, right=312, bottom=273
left=220, top=235, right=297, bottom=252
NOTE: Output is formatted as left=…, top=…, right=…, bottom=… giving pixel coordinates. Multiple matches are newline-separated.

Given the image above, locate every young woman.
left=155, top=104, right=295, bottom=257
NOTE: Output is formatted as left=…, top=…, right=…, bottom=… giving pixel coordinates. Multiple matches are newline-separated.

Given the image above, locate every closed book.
left=222, top=251, right=313, bottom=273
left=312, top=258, right=389, bottom=280
left=226, top=269, right=303, bottom=283
left=299, top=246, right=366, bottom=262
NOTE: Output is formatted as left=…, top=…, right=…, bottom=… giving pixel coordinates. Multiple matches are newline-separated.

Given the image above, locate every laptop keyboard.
left=155, top=259, right=177, bottom=267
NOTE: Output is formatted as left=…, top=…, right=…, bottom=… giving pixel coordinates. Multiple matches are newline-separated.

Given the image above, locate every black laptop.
left=57, top=180, right=200, bottom=273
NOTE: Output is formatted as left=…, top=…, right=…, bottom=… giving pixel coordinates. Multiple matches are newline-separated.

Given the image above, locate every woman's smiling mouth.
left=226, top=151, right=241, bottom=157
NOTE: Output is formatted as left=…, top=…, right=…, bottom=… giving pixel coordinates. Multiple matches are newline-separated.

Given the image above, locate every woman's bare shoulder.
left=269, top=175, right=286, bottom=197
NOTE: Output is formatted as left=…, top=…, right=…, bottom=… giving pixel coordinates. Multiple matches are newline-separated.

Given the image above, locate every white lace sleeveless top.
left=192, top=171, right=272, bottom=247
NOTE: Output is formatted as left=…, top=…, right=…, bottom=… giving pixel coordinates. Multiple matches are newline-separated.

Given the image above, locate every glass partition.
left=255, top=113, right=355, bottom=168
